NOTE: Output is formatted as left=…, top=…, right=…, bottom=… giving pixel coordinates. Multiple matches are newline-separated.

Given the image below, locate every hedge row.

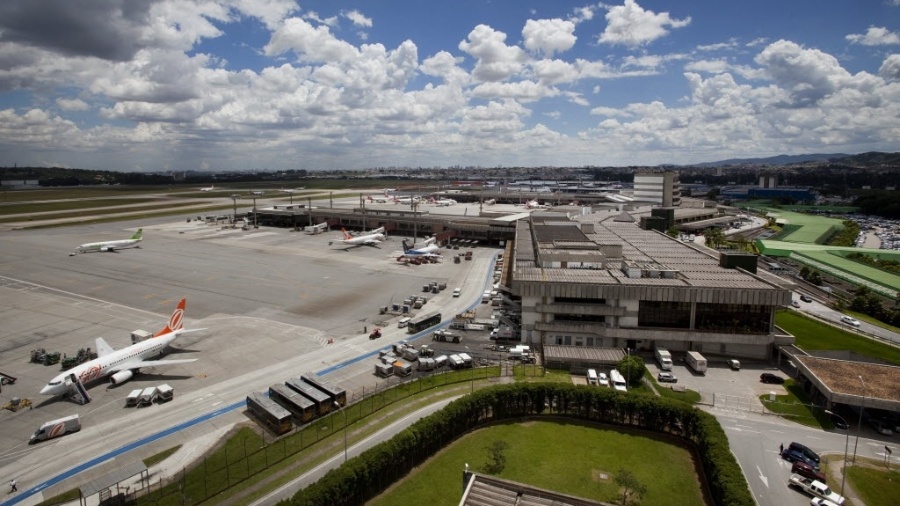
left=283, top=382, right=753, bottom=506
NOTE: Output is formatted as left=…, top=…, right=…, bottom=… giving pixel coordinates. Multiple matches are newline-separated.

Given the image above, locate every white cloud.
left=754, top=39, right=853, bottom=106
left=598, top=0, right=691, bottom=48
left=471, top=80, right=558, bottom=103
left=343, top=9, right=373, bottom=28
left=458, top=24, right=526, bottom=82
left=56, top=98, right=90, bottom=111
left=522, top=18, right=577, bottom=56
left=265, top=17, right=359, bottom=63
left=303, top=11, right=338, bottom=27
left=846, top=26, right=900, bottom=46
left=879, top=54, right=900, bottom=81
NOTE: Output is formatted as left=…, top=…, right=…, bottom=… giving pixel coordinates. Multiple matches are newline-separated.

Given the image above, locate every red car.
left=792, top=461, right=826, bottom=483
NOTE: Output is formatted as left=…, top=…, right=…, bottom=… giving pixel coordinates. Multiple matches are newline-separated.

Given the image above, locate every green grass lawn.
left=368, top=420, right=704, bottom=506
left=775, top=310, right=900, bottom=366
left=759, top=379, right=833, bottom=429
left=846, top=462, right=900, bottom=506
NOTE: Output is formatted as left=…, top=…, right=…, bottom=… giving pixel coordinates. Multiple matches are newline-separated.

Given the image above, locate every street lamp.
left=334, top=402, right=347, bottom=463
left=826, top=409, right=850, bottom=498
left=852, top=375, right=867, bottom=464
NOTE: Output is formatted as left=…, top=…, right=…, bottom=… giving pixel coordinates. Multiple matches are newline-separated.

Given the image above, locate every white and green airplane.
left=71, top=228, right=143, bottom=255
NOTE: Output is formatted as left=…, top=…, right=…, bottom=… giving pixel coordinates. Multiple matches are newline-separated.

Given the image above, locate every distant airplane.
left=71, top=229, right=143, bottom=255
left=397, top=239, right=440, bottom=260
left=280, top=187, right=305, bottom=193
left=251, top=190, right=265, bottom=195
left=367, top=192, right=395, bottom=204
left=39, top=298, right=203, bottom=399
left=200, top=184, right=216, bottom=192
left=525, top=200, right=550, bottom=210
left=428, top=197, right=456, bottom=207
left=393, top=195, right=420, bottom=205
left=333, top=227, right=385, bottom=247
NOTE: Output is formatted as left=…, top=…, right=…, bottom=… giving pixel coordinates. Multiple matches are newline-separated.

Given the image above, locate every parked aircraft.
left=280, top=187, right=305, bottom=193
left=199, top=184, right=216, bottom=192
left=367, top=192, right=395, bottom=204
left=397, top=239, right=440, bottom=260
left=525, top=200, right=550, bottom=210
left=333, top=227, right=385, bottom=246
left=393, top=195, right=420, bottom=205
left=428, top=197, right=456, bottom=207
left=39, top=298, right=202, bottom=399
left=71, top=229, right=143, bottom=255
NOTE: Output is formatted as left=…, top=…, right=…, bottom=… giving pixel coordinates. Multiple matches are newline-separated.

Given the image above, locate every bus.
left=286, top=377, right=333, bottom=416
left=407, top=311, right=442, bottom=334
left=268, top=384, right=316, bottom=424
left=246, top=392, right=292, bottom=435
left=300, top=374, right=347, bottom=407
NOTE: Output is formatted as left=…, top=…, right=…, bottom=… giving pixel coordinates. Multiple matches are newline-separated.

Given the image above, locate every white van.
left=610, top=369, right=628, bottom=392
left=397, top=317, right=411, bottom=328
left=452, top=288, right=461, bottom=297
left=587, top=369, right=598, bottom=385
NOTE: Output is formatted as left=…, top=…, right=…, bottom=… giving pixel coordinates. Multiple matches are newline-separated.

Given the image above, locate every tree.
left=613, top=468, right=647, bottom=506
left=617, top=355, right=645, bottom=386
left=666, top=226, right=679, bottom=238
left=704, top=227, right=725, bottom=249
left=482, top=440, right=508, bottom=474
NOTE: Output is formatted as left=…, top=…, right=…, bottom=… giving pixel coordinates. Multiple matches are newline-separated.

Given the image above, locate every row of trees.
left=284, top=383, right=753, bottom=506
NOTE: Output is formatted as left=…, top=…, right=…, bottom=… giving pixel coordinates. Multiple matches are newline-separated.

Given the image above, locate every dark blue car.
left=782, top=448, right=819, bottom=470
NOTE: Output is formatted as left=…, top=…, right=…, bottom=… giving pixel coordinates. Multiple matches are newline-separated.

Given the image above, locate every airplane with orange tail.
left=333, top=227, right=385, bottom=247
left=39, top=298, right=203, bottom=399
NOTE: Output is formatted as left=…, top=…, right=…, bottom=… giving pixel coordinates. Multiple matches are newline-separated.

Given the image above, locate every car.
left=789, top=441, right=821, bottom=464
left=597, top=372, right=610, bottom=387
left=840, top=315, right=861, bottom=327
left=810, top=498, right=841, bottom=506
left=782, top=448, right=819, bottom=469
left=760, top=373, right=786, bottom=384
left=792, top=461, right=827, bottom=483
left=830, top=415, right=849, bottom=430
left=791, top=300, right=801, bottom=308
left=657, top=372, right=678, bottom=383
left=869, top=419, right=894, bottom=436
left=800, top=294, right=813, bottom=303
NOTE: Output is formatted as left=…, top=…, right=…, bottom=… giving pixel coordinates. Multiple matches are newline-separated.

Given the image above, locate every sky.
left=0, top=0, right=899, bottom=172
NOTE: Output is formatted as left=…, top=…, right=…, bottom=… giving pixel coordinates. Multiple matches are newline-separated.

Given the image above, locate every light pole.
left=334, top=402, right=347, bottom=463
left=852, top=375, right=867, bottom=464
left=826, top=409, right=850, bottom=497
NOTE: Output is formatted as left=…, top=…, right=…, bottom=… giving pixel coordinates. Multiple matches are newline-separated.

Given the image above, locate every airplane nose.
left=40, top=384, right=55, bottom=395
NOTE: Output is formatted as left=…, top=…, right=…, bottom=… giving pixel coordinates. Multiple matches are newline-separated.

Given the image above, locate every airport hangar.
left=504, top=208, right=795, bottom=371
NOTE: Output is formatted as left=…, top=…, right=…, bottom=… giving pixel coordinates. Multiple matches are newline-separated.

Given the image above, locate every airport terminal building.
left=508, top=210, right=793, bottom=359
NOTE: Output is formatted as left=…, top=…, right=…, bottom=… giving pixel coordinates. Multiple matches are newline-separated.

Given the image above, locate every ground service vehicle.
left=269, top=384, right=316, bottom=424
left=125, top=389, right=142, bottom=407
left=685, top=351, right=707, bottom=374
left=418, top=357, right=436, bottom=371
left=448, top=354, right=465, bottom=369
left=397, top=317, right=411, bottom=328
left=286, top=378, right=332, bottom=416
left=375, top=362, right=393, bottom=377
left=433, top=329, right=462, bottom=343
left=788, top=474, right=845, bottom=505
left=157, top=384, right=174, bottom=402
left=393, top=360, right=412, bottom=376
left=369, top=328, right=382, bottom=339
left=654, top=348, right=673, bottom=370
left=138, top=387, right=158, bottom=407
left=407, top=312, right=441, bottom=333
left=29, top=414, right=81, bottom=444
left=246, top=392, right=292, bottom=435
left=434, top=355, right=448, bottom=368
left=458, top=353, right=473, bottom=368
left=300, top=374, right=347, bottom=407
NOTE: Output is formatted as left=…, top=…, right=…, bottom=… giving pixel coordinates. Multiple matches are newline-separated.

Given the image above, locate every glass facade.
left=637, top=301, right=691, bottom=328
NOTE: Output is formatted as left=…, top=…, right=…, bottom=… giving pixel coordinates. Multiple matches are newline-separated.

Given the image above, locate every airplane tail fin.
left=401, top=239, right=410, bottom=253
left=154, top=298, right=187, bottom=337
left=341, top=228, right=353, bottom=240
left=131, top=228, right=143, bottom=240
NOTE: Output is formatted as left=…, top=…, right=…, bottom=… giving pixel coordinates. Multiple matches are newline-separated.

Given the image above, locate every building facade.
left=508, top=211, right=793, bottom=360
left=632, top=171, right=681, bottom=207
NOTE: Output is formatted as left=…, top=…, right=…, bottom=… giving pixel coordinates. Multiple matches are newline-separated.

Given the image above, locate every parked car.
left=792, top=461, right=827, bottom=483
left=597, top=372, right=610, bottom=387
left=810, top=498, right=841, bottom=506
left=760, top=373, right=786, bottom=384
left=791, top=300, right=801, bottom=308
left=800, top=294, right=813, bottom=303
left=782, top=448, right=819, bottom=469
left=840, top=315, right=861, bottom=327
left=830, top=415, right=849, bottom=430
left=789, top=442, right=821, bottom=464
left=869, top=419, right=894, bottom=436
left=657, top=372, right=678, bottom=383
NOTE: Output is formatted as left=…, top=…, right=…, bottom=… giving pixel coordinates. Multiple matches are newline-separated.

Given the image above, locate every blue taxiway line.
left=2, top=254, right=499, bottom=506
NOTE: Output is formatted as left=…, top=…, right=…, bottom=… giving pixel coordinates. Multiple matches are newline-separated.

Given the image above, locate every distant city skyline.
left=1, top=0, right=899, bottom=171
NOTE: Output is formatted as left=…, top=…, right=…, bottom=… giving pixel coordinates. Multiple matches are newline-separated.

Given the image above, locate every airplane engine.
left=110, top=370, right=133, bottom=385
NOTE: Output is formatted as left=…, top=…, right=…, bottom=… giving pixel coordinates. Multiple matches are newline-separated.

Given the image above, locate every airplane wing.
left=108, top=358, right=197, bottom=374
left=95, top=337, right=115, bottom=357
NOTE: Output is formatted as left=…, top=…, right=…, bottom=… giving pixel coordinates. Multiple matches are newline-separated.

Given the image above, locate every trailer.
left=434, top=355, right=448, bottom=368
left=125, top=389, right=142, bottom=407
left=156, top=384, right=174, bottom=403
left=286, top=377, right=333, bottom=416
left=417, top=357, right=436, bottom=371
left=269, top=384, right=316, bottom=424
left=393, top=360, right=412, bottom=377
left=300, top=374, right=347, bottom=407
left=458, top=353, right=473, bottom=368
left=375, top=362, right=394, bottom=377
left=29, top=414, right=81, bottom=444
left=246, top=392, right=292, bottom=435
left=685, top=351, right=708, bottom=374
left=138, top=386, right=158, bottom=407
left=448, top=354, right=465, bottom=369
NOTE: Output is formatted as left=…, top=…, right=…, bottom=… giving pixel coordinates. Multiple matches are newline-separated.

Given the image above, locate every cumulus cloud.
left=846, top=26, right=900, bottom=46
left=343, top=9, right=373, bottom=28
left=458, top=25, right=527, bottom=82
left=522, top=18, right=577, bottom=56
left=56, top=98, right=90, bottom=111
left=880, top=54, right=900, bottom=81
left=754, top=40, right=852, bottom=106
left=598, top=0, right=691, bottom=48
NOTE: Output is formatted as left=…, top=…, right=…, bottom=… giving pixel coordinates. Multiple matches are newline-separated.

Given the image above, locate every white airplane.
left=199, top=184, right=216, bottom=192
left=397, top=239, right=440, bottom=260
left=525, top=200, right=550, bottom=210
left=280, top=186, right=306, bottom=193
left=71, top=229, right=143, bottom=255
left=393, top=195, right=420, bottom=205
left=367, top=192, right=395, bottom=204
left=333, top=227, right=386, bottom=246
left=39, top=298, right=202, bottom=398
left=428, top=197, right=456, bottom=207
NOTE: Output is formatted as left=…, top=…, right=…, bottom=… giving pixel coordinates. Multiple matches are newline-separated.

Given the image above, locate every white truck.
left=138, top=386, right=158, bottom=406
left=654, top=348, right=673, bottom=371
left=29, top=414, right=81, bottom=444
left=685, top=351, right=707, bottom=374
left=788, top=474, right=845, bottom=505
left=125, top=389, right=142, bottom=407
left=157, top=384, right=174, bottom=402
left=508, top=345, right=531, bottom=360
